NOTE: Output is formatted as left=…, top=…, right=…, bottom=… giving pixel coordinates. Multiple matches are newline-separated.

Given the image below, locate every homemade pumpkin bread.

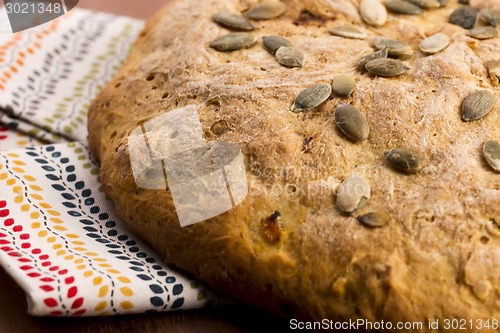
left=88, top=0, right=500, bottom=328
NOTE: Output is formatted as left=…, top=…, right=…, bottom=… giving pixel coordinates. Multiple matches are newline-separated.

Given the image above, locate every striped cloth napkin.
left=0, top=7, right=216, bottom=316
left=0, top=7, right=138, bottom=142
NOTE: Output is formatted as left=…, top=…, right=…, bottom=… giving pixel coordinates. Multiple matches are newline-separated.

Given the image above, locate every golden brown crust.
left=88, top=0, right=500, bottom=327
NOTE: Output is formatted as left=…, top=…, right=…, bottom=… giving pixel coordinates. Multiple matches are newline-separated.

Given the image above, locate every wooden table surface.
left=0, top=1, right=291, bottom=332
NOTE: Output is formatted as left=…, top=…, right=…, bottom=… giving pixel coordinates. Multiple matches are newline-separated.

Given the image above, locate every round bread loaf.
left=88, top=0, right=500, bottom=327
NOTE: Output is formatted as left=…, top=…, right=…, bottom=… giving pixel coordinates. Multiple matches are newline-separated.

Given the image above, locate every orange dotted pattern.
left=0, top=13, right=68, bottom=91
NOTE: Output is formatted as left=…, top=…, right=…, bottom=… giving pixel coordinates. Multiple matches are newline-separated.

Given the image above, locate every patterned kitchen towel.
left=0, top=7, right=143, bottom=142
left=0, top=111, right=66, bottom=143
left=0, top=124, right=46, bottom=150
left=0, top=7, right=219, bottom=317
left=0, top=142, right=215, bottom=316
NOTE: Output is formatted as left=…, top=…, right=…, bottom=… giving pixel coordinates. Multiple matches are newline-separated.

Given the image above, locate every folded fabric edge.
left=0, top=110, right=69, bottom=144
